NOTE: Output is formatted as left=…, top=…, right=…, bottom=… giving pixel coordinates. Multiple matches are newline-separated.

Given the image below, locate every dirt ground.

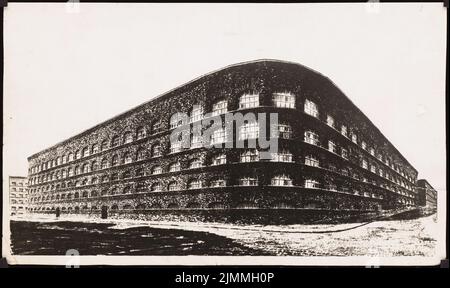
left=10, top=214, right=438, bottom=257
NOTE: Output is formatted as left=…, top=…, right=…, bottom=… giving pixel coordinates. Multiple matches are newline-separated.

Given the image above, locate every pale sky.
left=3, top=3, right=447, bottom=194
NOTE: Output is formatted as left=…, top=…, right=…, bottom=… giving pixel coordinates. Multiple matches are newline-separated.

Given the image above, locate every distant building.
left=9, top=176, right=28, bottom=216
left=416, top=179, right=437, bottom=210
left=27, top=60, right=419, bottom=218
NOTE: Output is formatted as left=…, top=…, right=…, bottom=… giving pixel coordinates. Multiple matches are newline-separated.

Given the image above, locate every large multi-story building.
left=416, top=179, right=437, bottom=210
left=9, top=176, right=29, bottom=216
left=26, top=60, right=419, bottom=219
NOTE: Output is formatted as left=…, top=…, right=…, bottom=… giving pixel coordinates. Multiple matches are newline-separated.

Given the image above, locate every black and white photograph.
left=2, top=2, right=447, bottom=266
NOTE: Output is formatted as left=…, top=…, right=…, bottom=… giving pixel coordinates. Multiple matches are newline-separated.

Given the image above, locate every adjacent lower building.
left=26, top=59, right=419, bottom=219
left=416, top=179, right=437, bottom=210
left=9, top=176, right=28, bottom=216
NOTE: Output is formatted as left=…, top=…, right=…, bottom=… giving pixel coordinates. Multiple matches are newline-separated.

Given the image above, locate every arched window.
left=91, top=177, right=98, bottom=184
left=111, top=135, right=120, bottom=147
left=304, top=131, right=319, bottom=145
left=150, top=182, right=162, bottom=192
left=75, top=150, right=81, bottom=159
left=212, top=154, right=226, bottom=166
left=168, top=181, right=179, bottom=191
left=123, top=186, right=132, bottom=194
left=210, top=127, right=227, bottom=145
left=68, top=153, right=74, bottom=162
left=167, top=203, right=179, bottom=209
left=270, top=150, right=293, bottom=162
left=151, top=144, right=161, bottom=157
left=212, top=100, right=228, bottom=116
left=68, top=167, right=73, bottom=177
left=111, top=155, right=119, bottom=166
left=170, top=138, right=183, bottom=153
left=99, top=158, right=108, bottom=170
left=170, top=112, right=187, bottom=129
left=361, top=159, right=368, bottom=169
left=82, top=191, right=89, bottom=198
left=240, top=150, right=259, bottom=163
left=91, top=161, right=98, bottom=171
left=90, top=190, right=98, bottom=197
left=168, top=162, right=181, bottom=172
left=82, top=163, right=89, bottom=173
left=187, top=179, right=202, bottom=190
left=151, top=165, right=162, bottom=175
left=100, top=140, right=108, bottom=151
left=239, top=120, right=259, bottom=140
left=123, top=151, right=132, bottom=164
left=210, top=178, right=226, bottom=188
left=123, top=131, right=133, bottom=144
left=271, top=123, right=292, bottom=139
left=101, top=189, right=108, bottom=196
left=92, top=144, right=99, bottom=154
left=151, top=120, right=162, bottom=134
left=56, top=157, right=61, bottom=166
left=111, top=173, right=119, bottom=181
left=239, top=177, right=258, bottom=186
left=110, top=187, right=118, bottom=195
left=305, top=155, right=320, bottom=167
left=136, top=204, right=146, bottom=210
left=122, top=170, right=131, bottom=179
left=82, top=147, right=89, bottom=157
left=136, top=147, right=146, bottom=161
left=135, top=168, right=144, bottom=177
left=189, top=158, right=203, bottom=169
left=190, top=105, right=204, bottom=123
left=304, top=99, right=319, bottom=118
left=272, top=92, right=295, bottom=108
left=271, top=175, right=293, bottom=186
left=136, top=126, right=146, bottom=139
left=74, top=192, right=80, bottom=199
left=62, top=155, right=67, bottom=164
left=135, top=182, right=145, bottom=193
left=239, top=93, right=259, bottom=109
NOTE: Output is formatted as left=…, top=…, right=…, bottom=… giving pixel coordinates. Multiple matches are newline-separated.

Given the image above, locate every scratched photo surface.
left=2, top=3, right=446, bottom=266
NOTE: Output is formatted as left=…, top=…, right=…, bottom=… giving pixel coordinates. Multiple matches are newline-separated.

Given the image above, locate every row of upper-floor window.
left=303, top=130, right=414, bottom=190
left=31, top=172, right=420, bottom=204
left=29, top=173, right=383, bottom=203
left=305, top=99, right=416, bottom=183
left=28, top=128, right=414, bottom=193
left=29, top=94, right=415, bottom=184
left=30, top=118, right=387, bottom=185
left=28, top=92, right=296, bottom=174
left=28, top=148, right=414, bottom=198
left=28, top=121, right=295, bottom=185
